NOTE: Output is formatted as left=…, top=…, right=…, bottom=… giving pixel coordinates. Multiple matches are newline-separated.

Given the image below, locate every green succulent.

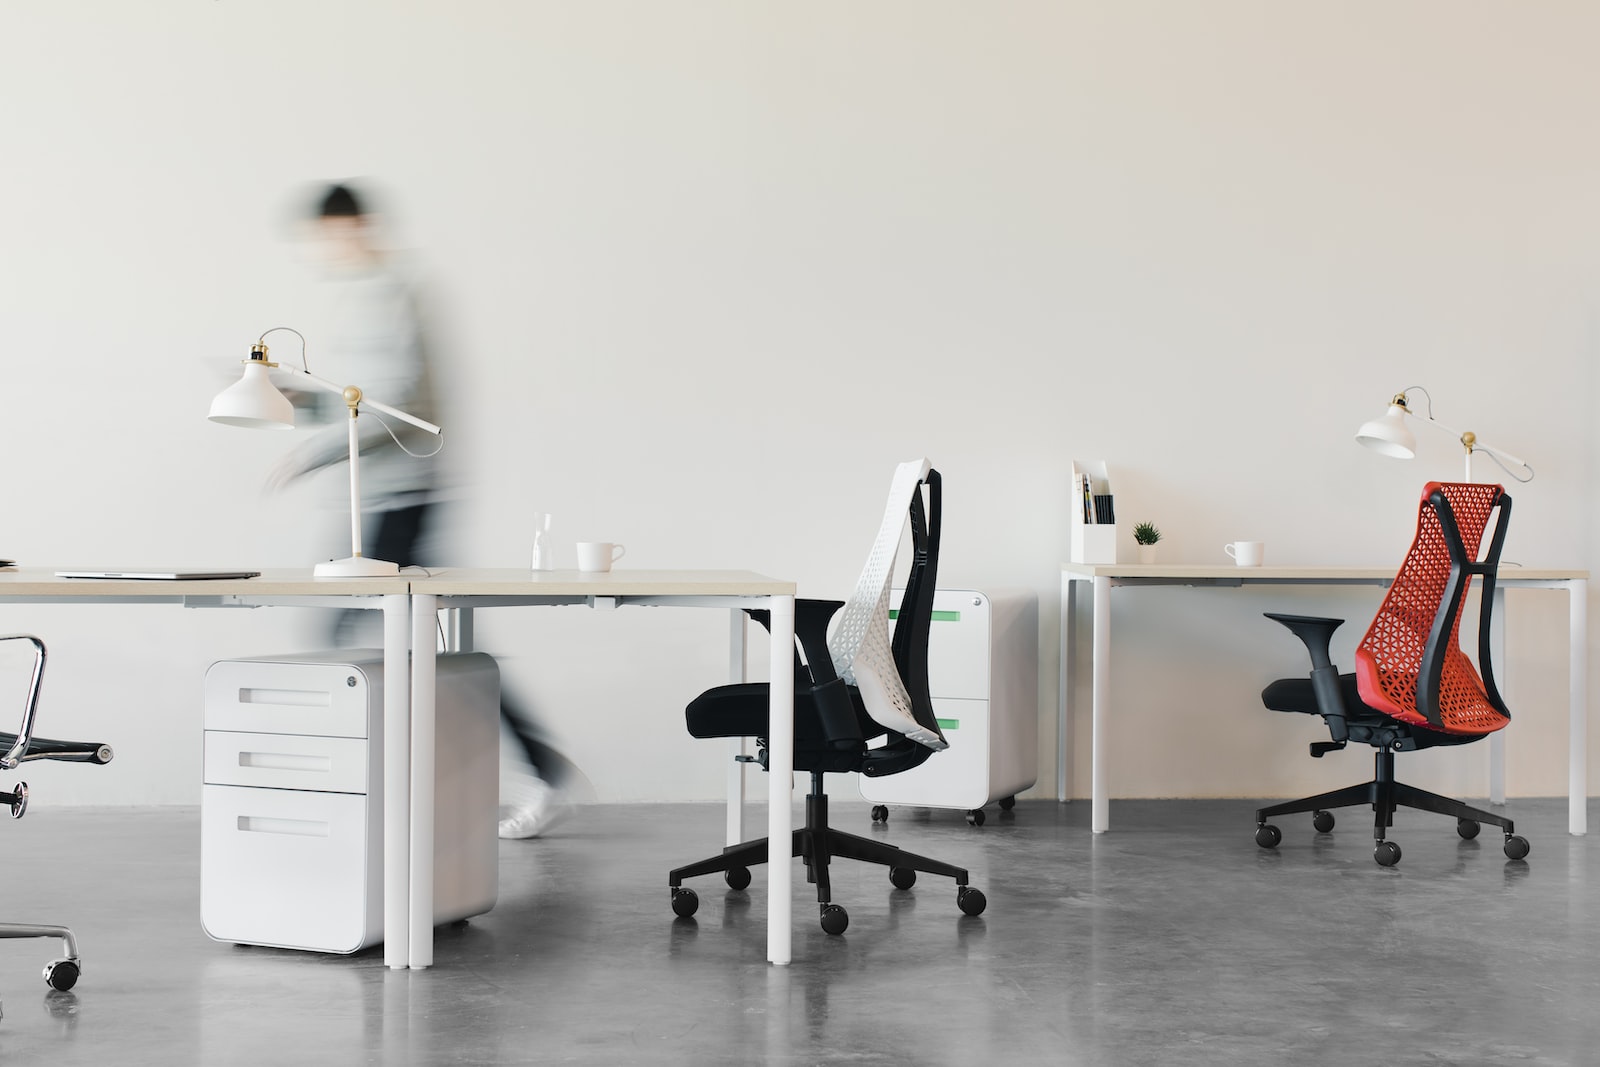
left=1133, top=521, right=1162, bottom=546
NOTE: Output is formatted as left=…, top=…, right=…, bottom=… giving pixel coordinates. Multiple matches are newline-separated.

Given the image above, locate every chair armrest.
left=744, top=600, right=846, bottom=683
left=1264, top=613, right=1350, bottom=741
left=0, top=634, right=47, bottom=771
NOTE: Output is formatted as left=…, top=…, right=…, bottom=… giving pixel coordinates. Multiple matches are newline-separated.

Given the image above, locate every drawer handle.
left=237, top=688, right=333, bottom=708
left=239, top=752, right=332, bottom=773
left=236, top=815, right=330, bottom=838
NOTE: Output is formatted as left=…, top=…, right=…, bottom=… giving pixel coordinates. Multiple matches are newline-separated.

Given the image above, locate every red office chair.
left=1253, top=482, right=1530, bottom=867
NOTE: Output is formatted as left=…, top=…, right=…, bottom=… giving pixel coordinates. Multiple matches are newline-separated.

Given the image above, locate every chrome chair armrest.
left=0, top=635, right=46, bottom=772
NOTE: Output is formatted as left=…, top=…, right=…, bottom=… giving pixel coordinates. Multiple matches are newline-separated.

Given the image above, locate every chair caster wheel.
left=1504, top=834, right=1530, bottom=860
left=1254, top=824, right=1281, bottom=849
left=670, top=887, right=699, bottom=918
left=999, top=795, right=1016, bottom=811
left=820, top=904, right=849, bottom=935
left=1312, top=810, right=1335, bottom=834
left=724, top=866, right=752, bottom=891
left=957, top=886, right=987, bottom=916
left=966, top=809, right=986, bottom=827
left=889, top=867, right=916, bottom=890
left=43, top=959, right=79, bottom=992
left=870, top=805, right=889, bottom=823
left=1374, top=841, right=1402, bottom=867
left=1455, top=818, right=1481, bottom=840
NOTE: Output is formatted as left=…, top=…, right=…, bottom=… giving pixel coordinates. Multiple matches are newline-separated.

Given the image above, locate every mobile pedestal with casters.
left=201, top=650, right=500, bottom=954
left=860, top=588, right=1038, bottom=826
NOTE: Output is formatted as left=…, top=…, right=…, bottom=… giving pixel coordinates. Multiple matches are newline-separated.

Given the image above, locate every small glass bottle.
left=531, top=513, right=554, bottom=571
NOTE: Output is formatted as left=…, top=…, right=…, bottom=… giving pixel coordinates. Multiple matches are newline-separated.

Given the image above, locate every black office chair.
left=0, top=635, right=115, bottom=993
left=668, top=460, right=986, bottom=934
left=1254, top=482, right=1530, bottom=867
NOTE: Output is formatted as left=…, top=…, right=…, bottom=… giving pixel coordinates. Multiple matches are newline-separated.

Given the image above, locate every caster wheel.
left=1254, top=824, right=1282, bottom=849
left=889, top=867, right=916, bottom=890
left=1504, top=835, right=1530, bottom=861
left=670, top=887, right=699, bottom=918
left=8, top=782, right=27, bottom=820
left=1312, top=810, right=1335, bottom=834
left=957, top=886, right=987, bottom=916
left=966, top=809, right=986, bottom=827
left=43, top=959, right=79, bottom=992
left=1374, top=841, right=1402, bottom=867
left=1457, top=818, right=1481, bottom=840
left=724, top=866, right=752, bottom=891
left=820, top=904, right=849, bottom=935
left=870, top=805, right=889, bottom=823
left=999, top=796, right=1016, bottom=812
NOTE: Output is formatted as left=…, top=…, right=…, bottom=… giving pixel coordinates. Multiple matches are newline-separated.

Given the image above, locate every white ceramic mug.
left=1224, top=541, right=1264, bottom=567
left=576, top=542, right=626, bottom=573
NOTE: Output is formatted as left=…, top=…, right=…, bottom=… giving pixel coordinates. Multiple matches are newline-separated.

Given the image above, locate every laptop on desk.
left=55, top=568, right=261, bottom=581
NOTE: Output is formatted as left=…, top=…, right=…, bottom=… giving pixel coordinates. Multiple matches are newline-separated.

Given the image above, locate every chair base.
left=1254, top=749, right=1525, bottom=864
left=0, top=922, right=83, bottom=992
left=669, top=774, right=981, bottom=930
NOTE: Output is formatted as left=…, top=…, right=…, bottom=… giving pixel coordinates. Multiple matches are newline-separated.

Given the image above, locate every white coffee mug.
left=577, top=542, right=626, bottom=573
left=1224, top=541, right=1264, bottom=567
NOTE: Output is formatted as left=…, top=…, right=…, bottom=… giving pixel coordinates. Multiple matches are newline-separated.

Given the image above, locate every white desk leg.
left=727, top=609, right=749, bottom=848
left=1091, top=576, right=1110, bottom=833
left=382, top=593, right=412, bottom=970
left=1489, top=587, right=1507, bottom=806
left=767, top=595, right=794, bottom=966
left=1058, top=573, right=1071, bottom=803
left=1571, top=579, right=1588, bottom=836
left=409, top=593, right=438, bottom=969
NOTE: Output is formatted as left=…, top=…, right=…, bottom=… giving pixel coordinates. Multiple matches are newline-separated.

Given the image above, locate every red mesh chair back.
left=1353, top=482, right=1512, bottom=736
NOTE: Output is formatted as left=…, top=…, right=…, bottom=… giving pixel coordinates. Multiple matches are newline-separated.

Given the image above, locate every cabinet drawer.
left=201, top=785, right=374, bottom=953
left=891, top=589, right=990, bottom=700
left=204, top=731, right=371, bottom=794
left=205, top=659, right=373, bottom=738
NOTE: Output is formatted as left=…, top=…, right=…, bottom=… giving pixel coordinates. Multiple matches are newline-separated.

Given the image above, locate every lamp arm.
left=1411, top=414, right=1531, bottom=471
left=269, top=363, right=442, bottom=437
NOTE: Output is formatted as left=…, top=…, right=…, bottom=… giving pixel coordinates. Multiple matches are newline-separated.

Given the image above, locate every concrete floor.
left=1, top=797, right=1596, bottom=1066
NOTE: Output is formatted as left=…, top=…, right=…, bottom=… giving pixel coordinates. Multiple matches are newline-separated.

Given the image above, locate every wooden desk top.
left=1062, top=563, right=1587, bottom=583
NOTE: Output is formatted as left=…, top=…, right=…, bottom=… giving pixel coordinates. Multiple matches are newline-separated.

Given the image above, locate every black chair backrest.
left=863, top=468, right=944, bottom=776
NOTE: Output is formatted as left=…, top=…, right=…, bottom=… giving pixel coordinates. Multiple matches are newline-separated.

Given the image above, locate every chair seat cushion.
left=1261, top=673, right=1474, bottom=750
left=688, top=683, right=876, bottom=773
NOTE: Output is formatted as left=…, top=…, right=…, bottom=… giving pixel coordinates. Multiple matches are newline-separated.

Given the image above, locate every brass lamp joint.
left=248, top=343, right=280, bottom=369
left=343, top=385, right=363, bottom=417
left=1461, top=430, right=1477, bottom=453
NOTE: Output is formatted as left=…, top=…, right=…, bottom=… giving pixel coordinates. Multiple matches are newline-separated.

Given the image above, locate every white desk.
left=0, top=567, right=798, bottom=971
left=1059, top=564, right=1589, bottom=835
left=408, top=569, right=797, bottom=968
left=0, top=569, right=417, bottom=959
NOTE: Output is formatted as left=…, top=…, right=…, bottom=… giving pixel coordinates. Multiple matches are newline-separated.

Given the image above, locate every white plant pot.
left=1137, top=544, right=1159, bottom=565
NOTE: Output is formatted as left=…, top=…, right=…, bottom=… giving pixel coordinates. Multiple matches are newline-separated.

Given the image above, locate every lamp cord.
left=368, top=409, right=446, bottom=459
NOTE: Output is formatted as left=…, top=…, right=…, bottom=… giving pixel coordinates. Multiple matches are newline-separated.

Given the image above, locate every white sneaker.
left=498, top=776, right=571, bottom=839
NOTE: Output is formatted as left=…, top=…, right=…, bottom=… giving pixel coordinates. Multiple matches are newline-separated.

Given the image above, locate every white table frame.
left=1058, top=564, right=1589, bottom=836
left=0, top=567, right=796, bottom=972
left=407, top=569, right=796, bottom=970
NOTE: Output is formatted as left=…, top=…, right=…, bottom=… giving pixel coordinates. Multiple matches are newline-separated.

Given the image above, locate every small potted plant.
left=1133, top=522, right=1162, bottom=564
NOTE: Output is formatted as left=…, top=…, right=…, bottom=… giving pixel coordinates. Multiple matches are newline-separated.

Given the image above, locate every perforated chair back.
left=827, top=458, right=948, bottom=751
left=1353, top=481, right=1512, bottom=736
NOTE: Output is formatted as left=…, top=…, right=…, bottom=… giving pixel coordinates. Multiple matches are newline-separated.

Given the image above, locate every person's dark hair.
left=317, top=183, right=366, bottom=219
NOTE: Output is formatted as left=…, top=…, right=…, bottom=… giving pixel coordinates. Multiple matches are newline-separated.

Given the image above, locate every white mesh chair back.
left=826, top=458, right=947, bottom=751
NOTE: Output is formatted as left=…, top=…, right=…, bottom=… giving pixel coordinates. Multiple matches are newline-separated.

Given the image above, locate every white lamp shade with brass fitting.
left=208, top=362, right=295, bottom=429
left=1354, top=403, right=1416, bottom=459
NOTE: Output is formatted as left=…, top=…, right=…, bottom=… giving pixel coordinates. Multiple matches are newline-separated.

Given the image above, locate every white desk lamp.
left=1355, top=387, right=1533, bottom=483
left=209, top=326, right=444, bottom=577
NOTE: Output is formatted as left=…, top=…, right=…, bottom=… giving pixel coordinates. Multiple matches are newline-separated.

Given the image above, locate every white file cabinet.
left=201, top=650, right=500, bottom=954
left=860, top=588, right=1038, bottom=823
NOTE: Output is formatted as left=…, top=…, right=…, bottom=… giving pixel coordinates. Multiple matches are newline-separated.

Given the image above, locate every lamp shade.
left=208, top=362, right=295, bottom=429
left=1355, top=404, right=1416, bottom=459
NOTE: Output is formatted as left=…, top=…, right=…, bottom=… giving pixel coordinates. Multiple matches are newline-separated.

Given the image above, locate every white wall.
left=2, top=2, right=1597, bottom=805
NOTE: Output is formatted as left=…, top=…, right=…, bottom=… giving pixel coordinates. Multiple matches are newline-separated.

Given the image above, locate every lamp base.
left=314, top=556, right=402, bottom=578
